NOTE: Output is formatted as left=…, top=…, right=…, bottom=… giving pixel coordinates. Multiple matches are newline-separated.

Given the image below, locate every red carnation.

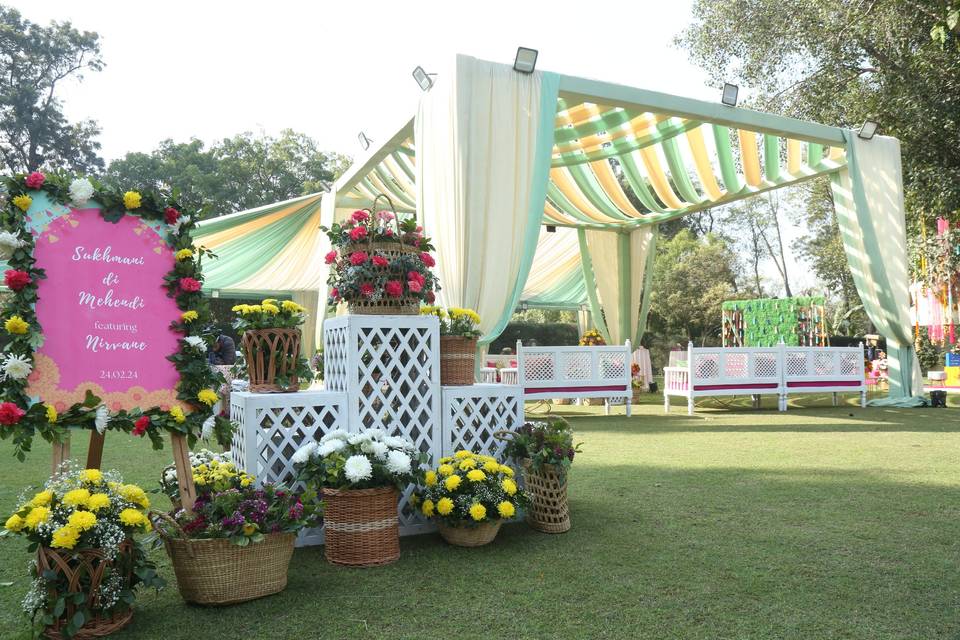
left=349, top=251, right=368, bottom=266
left=407, top=270, right=425, bottom=285
left=372, top=255, right=389, bottom=267
left=24, top=172, right=45, bottom=189
left=420, top=252, right=435, bottom=267
left=164, top=207, right=180, bottom=224
left=324, top=250, right=338, bottom=264
left=0, top=402, right=25, bottom=426
left=359, top=283, right=375, bottom=297
left=133, top=416, right=150, bottom=437
left=384, top=280, right=403, bottom=298
left=330, top=287, right=340, bottom=300
left=349, top=226, right=367, bottom=241
left=4, top=270, right=31, bottom=291
left=407, top=279, right=423, bottom=293
left=179, top=277, right=202, bottom=292
left=351, top=210, right=370, bottom=223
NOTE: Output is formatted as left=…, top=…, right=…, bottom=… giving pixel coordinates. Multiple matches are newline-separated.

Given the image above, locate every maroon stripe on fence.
left=525, top=385, right=629, bottom=394
left=692, top=383, right=779, bottom=391
left=786, top=380, right=862, bottom=388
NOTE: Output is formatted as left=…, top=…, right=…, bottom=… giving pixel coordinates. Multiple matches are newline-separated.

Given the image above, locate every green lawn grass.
left=1, top=393, right=958, bottom=639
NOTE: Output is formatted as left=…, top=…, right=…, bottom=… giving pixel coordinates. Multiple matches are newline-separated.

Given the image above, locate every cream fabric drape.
left=415, top=54, right=555, bottom=340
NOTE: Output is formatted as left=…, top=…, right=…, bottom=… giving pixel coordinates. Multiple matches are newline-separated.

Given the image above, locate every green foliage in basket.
left=413, top=450, right=529, bottom=527
left=501, top=417, right=583, bottom=480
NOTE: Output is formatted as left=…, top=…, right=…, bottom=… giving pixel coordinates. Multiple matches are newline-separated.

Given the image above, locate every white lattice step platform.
left=323, top=314, right=441, bottom=534
left=230, top=390, right=348, bottom=546
left=441, top=384, right=523, bottom=458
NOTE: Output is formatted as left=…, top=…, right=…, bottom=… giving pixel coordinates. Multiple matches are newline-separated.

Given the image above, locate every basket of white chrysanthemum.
left=293, top=428, right=427, bottom=566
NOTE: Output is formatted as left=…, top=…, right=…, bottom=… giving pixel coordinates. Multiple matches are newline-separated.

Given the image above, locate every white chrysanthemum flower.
left=385, top=436, right=414, bottom=451
left=94, top=405, right=111, bottom=434
left=369, top=441, right=389, bottom=461
left=0, top=230, right=25, bottom=260
left=348, top=432, right=371, bottom=445
left=292, top=442, right=317, bottom=464
left=317, top=439, right=345, bottom=457
left=170, top=215, right=191, bottom=235
left=320, top=429, right=349, bottom=443
left=200, top=415, right=215, bottom=441
left=2, top=353, right=32, bottom=380
left=163, top=468, right=178, bottom=483
left=343, top=454, right=373, bottom=483
left=385, top=450, right=411, bottom=475
left=365, top=428, right=385, bottom=441
left=68, top=178, right=95, bottom=207
left=184, top=336, right=206, bottom=352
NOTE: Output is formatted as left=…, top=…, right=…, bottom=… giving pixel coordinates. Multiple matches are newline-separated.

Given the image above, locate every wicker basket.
left=241, top=328, right=301, bottom=393
left=440, top=336, right=477, bottom=386
left=323, top=486, right=400, bottom=566
left=437, top=521, right=502, bottom=547
left=159, top=522, right=296, bottom=606
left=348, top=299, right=420, bottom=315
left=37, top=541, right=135, bottom=639
left=521, top=460, right=571, bottom=533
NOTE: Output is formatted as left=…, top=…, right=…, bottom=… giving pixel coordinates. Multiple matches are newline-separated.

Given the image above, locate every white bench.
left=664, top=342, right=866, bottom=414
left=516, top=340, right=632, bottom=416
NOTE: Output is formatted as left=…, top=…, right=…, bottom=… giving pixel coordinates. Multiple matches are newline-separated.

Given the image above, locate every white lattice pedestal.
left=323, top=314, right=441, bottom=534
left=230, top=390, right=348, bottom=546
left=441, top=384, right=523, bottom=458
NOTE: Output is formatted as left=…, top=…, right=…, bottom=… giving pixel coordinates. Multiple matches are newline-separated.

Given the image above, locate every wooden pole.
left=86, top=430, right=106, bottom=470
left=51, top=433, right=70, bottom=475
left=170, top=432, right=197, bottom=512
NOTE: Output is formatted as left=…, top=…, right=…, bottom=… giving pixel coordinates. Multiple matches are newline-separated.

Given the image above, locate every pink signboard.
left=27, top=209, right=182, bottom=412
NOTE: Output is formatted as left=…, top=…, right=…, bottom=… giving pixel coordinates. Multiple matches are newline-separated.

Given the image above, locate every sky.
left=15, top=0, right=815, bottom=293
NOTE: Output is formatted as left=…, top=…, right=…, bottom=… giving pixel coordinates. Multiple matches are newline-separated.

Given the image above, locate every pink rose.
left=0, top=402, right=25, bottom=425
left=407, top=271, right=425, bottom=285
left=349, top=226, right=367, bottom=241
left=407, top=280, right=423, bottom=293
left=372, top=255, right=389, bottom=267
left=359, top=283, right=375, bottom=297
left=24, top=172, right=45, bottom=189
left=351, top=210, right=370, bottom=223
left=415, top=226, right=423, bottom=233
left=385, top=229, right=394, bottom=237
left=179, top=277, right=202, bottom=292
left=349, top=251, right=368, bottom=266
left=420, top=252, right=435, bottom=267
left=384, top=280, right=403, bottom=298
left=324, top=250, right=338, bottom=264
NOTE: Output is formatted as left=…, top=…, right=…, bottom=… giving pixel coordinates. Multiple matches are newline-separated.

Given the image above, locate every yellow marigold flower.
left=79, top=469, right=103, bottom=484
left=67, top=510, right=97, bottom=531
left=500, top=466, right=515, bottom=478
left=469, top=503, right=486, bottom=521
left=244, top=305, right=262, bottom=314
left=466, top=469, right=486, bottom=482
left=197, top=389, right=218, bottom=406
left=242, top=523, right=258, bottom=536
left=281, top=300, right=304, bottom=313
left=12, top=194, right=32, bottom=212
left=454, top=450, right=473, bottom=459
left=170, top=406, right=186, bottom=423
left=30, top=490, right=53, bottom=507
left=421, top=499, right=435, bottom=517
left=424, top=470, right=437, bottom=487
left=119, top=484, right=150, bottom=509
left=4, top=315, right=28, bottom=334
left=438, top=456, right=452, bottom=464
left=24, top=506, right=50, bottom=529
left=482, top=460, right=499, bottom=473
left=262, top=298, right=278, bottom=305
left=437, top=497, right=454, bottom=516
left=438, top=464, right=454, bottom=477
left=86, top=493, right=110, bottom=512
left=262, top=303, right=280, bottom=315
left=43, top=404, right=57, bottom=423
left=5, top=514, right=24, bottom=532
left=458, top=458, right=477, bottom=470
left=63, top=488, right=91, bottom=508
left=123, top=190, right=142, bottom=210
left=181, top=310, right=199, bottom=323
left=501, top=478, right=517, bottom=496
left=119, top=508, right=147, bottom=528
left=51, top=525, right=80, bottom=549
left=497, top=501, right=516, bottom=518
left=444, top=475, right=462, bottom=492
left=175, top=248, right=194, bottom=261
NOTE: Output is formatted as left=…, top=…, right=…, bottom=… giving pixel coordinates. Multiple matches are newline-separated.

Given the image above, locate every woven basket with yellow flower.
left=2, top=466, right=162, bottom=639
left=422, top=306, right=482, bottom=386
left=232, top=299, right=311, bottom=393
left=413, top=450, right=529, bottom=547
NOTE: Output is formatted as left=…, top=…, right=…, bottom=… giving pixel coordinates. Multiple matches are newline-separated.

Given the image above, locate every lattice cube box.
left=441, top=384, right=523, bottom=459
left=230, top=391, right=348, bottom=547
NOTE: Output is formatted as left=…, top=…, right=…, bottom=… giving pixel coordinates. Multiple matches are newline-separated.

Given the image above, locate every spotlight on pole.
left=545, top=225, right=557, bottom=233
left=358, top=132, right=371, bottom=151
left=857, top=120, right=879, bottom=140
left=412, top=66, right=435, bottom=91
left=513, top=47, right=538, bottom=74
left=721, top=82, right=739, bottom=107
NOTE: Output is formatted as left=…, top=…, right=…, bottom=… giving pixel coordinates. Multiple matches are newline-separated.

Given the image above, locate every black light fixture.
left=412, top=66, right=435, bottom=91
left=358, top=131, right=371, bottom=151
left=721, top=82, right=739, bottom=107
left=545, top=224, right=557, bottom=233
left=857, top=120, right=879, bottom=140
left=513, top=47, right=538, bottom=74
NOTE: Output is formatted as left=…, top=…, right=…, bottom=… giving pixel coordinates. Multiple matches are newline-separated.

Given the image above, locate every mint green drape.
left=578, top=228, right=611, bottom=343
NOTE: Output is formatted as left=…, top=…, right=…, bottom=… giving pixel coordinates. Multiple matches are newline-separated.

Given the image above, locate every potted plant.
left=159, top=448, right=234, bottom=509
left=2, top=466, right=164, bottom=639
left=293, top=428, right=425, bottom=566
left=631, top=362, right=644, bottom=403
left=321, top=196, right=440, bottom=315
left=421, top=306, right=482, bottom=386
left=414, top=450, right=528, bottom=547
left=153, top=458, right=319, bottom=606
left=579, top=328, right=606, bottom=346
left=499, top=417, right=582, bottom=533
left=232, top=299, right=312, bottom=393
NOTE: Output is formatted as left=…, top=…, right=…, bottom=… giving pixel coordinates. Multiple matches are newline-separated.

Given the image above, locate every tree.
left=723, top=194, right=794, bottom=297
left=0, top=6, right=104, bottom=174
left=106, top=130, right=351, bottom=216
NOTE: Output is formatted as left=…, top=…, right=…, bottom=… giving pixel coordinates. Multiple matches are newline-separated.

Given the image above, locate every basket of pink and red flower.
left=152, top=459, right=320, bottom=606
left=322, top=194, right=440, bottom=316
